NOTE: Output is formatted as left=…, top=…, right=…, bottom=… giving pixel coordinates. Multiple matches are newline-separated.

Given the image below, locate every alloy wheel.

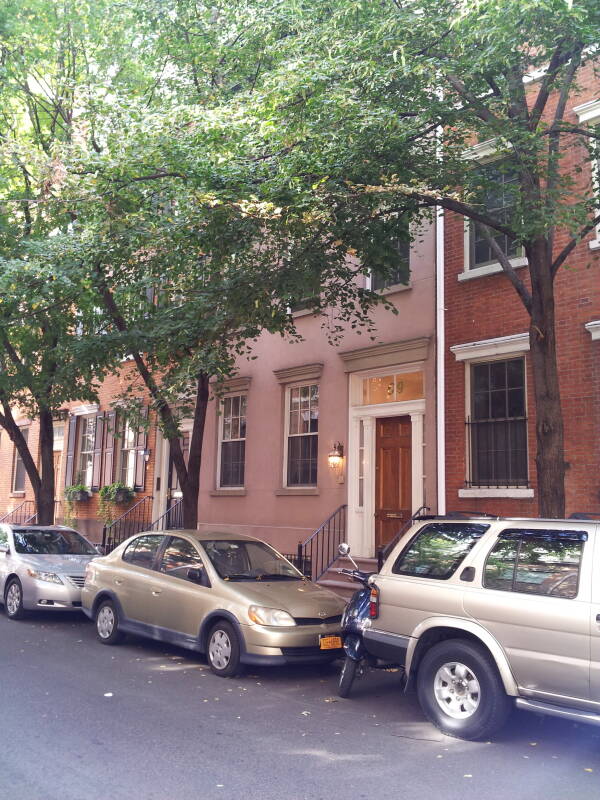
left=433, top=661, right=481, bottom=719
left=6, top=583, right=21, bottom=616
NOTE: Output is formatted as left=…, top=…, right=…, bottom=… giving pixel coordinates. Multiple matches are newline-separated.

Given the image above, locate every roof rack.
left=434, top=510, right=499, bottom=520
left=568, top=512, right=600, bottom=520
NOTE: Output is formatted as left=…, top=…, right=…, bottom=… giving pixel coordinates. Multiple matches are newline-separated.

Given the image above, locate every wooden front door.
left=375, top=416, right=412, bottom=549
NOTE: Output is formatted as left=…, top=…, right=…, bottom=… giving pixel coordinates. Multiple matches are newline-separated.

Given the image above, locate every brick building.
left=442, top=69, right=600, bottom=517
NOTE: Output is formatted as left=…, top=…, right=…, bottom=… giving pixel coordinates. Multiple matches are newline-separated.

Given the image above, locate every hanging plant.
left=64, top=484, right=91, bottom=503
left=100, top=482, right=135, bottom=505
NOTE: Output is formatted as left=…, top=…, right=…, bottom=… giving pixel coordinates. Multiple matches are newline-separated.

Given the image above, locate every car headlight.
left=26, top=569, right=63, bottom=585
left=248, top=605, right=296, bottom=626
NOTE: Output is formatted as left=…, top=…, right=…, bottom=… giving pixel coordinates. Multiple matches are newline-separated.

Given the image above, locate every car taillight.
left=369, top=584, right=379, bottom=619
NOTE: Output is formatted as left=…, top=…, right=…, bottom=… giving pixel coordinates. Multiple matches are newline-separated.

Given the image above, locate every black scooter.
left=336, top=543, right=401, bottom=698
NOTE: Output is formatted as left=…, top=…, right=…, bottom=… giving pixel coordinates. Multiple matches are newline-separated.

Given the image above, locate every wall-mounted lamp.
left=327, top=442, right=345, bottom=484
left=142, top=448, right=151, bottom=463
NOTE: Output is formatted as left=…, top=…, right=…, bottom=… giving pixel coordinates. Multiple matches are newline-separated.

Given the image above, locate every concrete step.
left=317, top=555, right=379, bottom=600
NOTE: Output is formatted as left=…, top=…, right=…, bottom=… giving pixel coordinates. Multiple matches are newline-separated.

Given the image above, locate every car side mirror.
left=0, top=543, right=9, bottom=555
left=188, top=567, right=211, bottom=588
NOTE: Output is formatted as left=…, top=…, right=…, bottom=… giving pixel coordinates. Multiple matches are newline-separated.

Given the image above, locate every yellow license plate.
left=320, top=635, right=343, bottom=650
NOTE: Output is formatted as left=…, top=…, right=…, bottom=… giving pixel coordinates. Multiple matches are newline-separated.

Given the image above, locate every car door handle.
left=596, top=614, right=600, bottom=623
left=114, top=579, right=124, bottom=585
left=152, top=589, right=162, bottom=596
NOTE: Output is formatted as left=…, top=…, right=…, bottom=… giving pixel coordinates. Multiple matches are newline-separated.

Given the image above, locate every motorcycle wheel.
left=338, top=656, right=358, bottom=698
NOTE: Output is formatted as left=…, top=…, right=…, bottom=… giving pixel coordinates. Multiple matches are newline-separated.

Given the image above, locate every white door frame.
left=152, top=420, right=194, bottom=523
left=346, top=371, right=425, bottom=558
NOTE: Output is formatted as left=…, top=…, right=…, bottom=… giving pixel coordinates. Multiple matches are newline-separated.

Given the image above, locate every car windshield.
left=202, top=540, right=302, bottom=581
left=12, top=528, right=97, bottom=556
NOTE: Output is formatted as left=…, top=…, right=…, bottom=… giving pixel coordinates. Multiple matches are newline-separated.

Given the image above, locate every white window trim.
left=459, top=139, right=528, bottom=279
left=585, top=320, right=600, bottom=341
left=11, top=428, right=29, bottom=494
left=450, top=332, right=530, bottom=362
left=216, top=393, right=247, bottom=490
left=452, top=336, right=532, bottom=496
left=574, top=99, right=600, bottom=251
left=76, top=414, right=96, bottom=488
left=282, top=382, right=319, bottom=489
left=118, top=418, right=137, bottom=488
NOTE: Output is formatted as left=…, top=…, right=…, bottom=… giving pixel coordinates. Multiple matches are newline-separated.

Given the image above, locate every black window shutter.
left=64, top=415, right=78, bottom=487
left=91, top=413, right=105, bottom=490
left=134, top=407, right=148, bottom=491
left=103, top=411, right=116, bottom=487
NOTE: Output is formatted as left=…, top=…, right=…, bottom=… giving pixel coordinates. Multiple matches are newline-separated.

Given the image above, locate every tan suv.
left=82, top=530, right=345, bottom=676
left=365, top=514, right=600, bottom=740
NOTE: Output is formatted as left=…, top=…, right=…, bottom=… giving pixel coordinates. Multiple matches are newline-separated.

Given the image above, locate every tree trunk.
left=527, top=243, right=565, bottom=518
left=36, top=407, right=56, bottom=525
left=178, top=373, right=210, bottom=530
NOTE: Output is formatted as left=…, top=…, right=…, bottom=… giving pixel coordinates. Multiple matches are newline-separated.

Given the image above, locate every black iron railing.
left=148, top=499, right=184, bottom=532
left=296, top=504, right=347, bottom=581
left=465, top=416, right=528, bottom=488
left=0, top=500, right=37, bottom=524
left=23, top=500, right=62, bottom=525
left=102, top=495, right=154, bottom=553
left=377, top=505, right=430, bottom=570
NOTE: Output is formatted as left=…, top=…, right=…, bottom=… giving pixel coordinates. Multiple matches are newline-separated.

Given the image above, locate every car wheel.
left=95, top=599, right=124, bottom=645
left=4, top=578, right=25, bottom=620
left=207, top=621, right=241, bottom=677
left=416, top=639, right=511, bottom=741
left=338, top=656, right=358, bottom=698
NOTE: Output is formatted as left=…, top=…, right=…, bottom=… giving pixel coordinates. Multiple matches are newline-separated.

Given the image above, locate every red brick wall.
left=444, top=63, right=600, bottom=517
left=0, top=363, right=158, bottom=543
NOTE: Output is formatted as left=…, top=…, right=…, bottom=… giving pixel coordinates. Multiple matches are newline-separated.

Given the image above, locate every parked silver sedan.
left=0, top=524, right=100, bottom=618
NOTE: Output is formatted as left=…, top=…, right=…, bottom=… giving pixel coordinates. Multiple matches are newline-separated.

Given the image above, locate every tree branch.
left=551, top=211, right=600, bottom=277
left=480, top=227, right=532, bottom=313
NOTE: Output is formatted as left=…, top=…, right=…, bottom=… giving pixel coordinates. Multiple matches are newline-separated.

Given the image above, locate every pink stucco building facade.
left=197, top=221, right=438, bottom=559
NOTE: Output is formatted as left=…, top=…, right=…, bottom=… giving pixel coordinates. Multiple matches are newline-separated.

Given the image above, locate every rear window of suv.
left=392, top=523, right=489, bottom=580
left=484, top=528, right=586, bottom=599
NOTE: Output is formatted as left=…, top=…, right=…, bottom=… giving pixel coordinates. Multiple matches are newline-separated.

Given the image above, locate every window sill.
left=210, top=488, right=246, bottom=497
left=458, top=257, right=528, bottom=282
left=459, top=487, right=534, bottom=499
left=10, top=492, right=25, bottom=498
left=275, top=487, right=320, bottom=496
left=589, top=239, right=600, bottom=252
left=373, top=282, right=412, bottom=297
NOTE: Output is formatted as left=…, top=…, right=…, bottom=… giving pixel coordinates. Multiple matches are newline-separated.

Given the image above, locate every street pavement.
left=1, top=609, right=600, bottom=800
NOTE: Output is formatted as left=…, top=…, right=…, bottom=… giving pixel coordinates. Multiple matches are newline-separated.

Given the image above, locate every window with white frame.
left=219, top=394, right=247, bottom=488
left=469, top=161, right=520, bottom=269
left=467, top=358, right=528, bottom=487
left=119, top=418, right=137, bottom=487
left=370, top=237, right=410, bottom=290
left=76, top=415, right=96, bottom=486
left=574, top=99, right=600, bottom=249
left=12, top=428, right=28, bottom=493
left=286, top=384, right=319, bottom=486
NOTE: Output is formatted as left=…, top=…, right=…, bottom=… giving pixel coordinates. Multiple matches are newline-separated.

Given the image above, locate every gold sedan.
left=82, top=530, right=346, bottom=676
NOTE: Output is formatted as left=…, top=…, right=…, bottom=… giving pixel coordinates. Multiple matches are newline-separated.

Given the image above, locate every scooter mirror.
left=338, top=542, right=351, bottom=556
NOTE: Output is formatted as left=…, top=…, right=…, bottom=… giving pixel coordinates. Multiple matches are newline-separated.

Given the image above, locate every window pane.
left=506, top=358, right=524, bottom=388
left=122, top=535, right=164, bottom=569
left=159, top=537, right=205, bottom=581
left=484, top=539, right=517, bottom=590
left=514, top=536, right=582, bottom=599
left=13, top=429, right=29, bottom=492
left=392, top=523, right=488, bottom=579
left=287, top=434, right=318, bottom=486
left=220, top=441, right=245, bottom=487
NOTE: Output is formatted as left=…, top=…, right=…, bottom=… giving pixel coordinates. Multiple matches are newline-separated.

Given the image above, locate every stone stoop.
left=317, top=555, right=379, bottom=600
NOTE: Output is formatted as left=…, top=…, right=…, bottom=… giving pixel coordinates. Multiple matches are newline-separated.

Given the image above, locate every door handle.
left=152, top=589, right=162, bottom=596
left=596, top=614, right=600, bottom=623
left=114, top=579, right=123, bottom=585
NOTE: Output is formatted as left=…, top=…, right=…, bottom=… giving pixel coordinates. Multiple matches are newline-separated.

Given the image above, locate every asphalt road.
left=2, top=609, right=600, bottom=800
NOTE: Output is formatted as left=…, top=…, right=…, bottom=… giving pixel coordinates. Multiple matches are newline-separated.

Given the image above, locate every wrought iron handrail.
left=296, top=504, right=347, bottom=581
left=102, top=495, right=154, bottom=553
left=377, top=505, right=430, bottom=570
left=0, top=500, right=36, bottom=524
left=148, top=499, right=184, bottom=532
left=24, top=500, right=62, bottom=525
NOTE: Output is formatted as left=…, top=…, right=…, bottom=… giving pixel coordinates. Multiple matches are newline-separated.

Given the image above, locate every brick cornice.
left=273, top=363, right=323, bottom=384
